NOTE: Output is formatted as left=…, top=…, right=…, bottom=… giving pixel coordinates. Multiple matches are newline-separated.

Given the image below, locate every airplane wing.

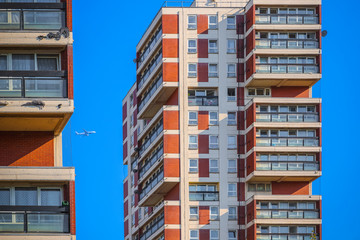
left=83, top=129, right=88, bottom=134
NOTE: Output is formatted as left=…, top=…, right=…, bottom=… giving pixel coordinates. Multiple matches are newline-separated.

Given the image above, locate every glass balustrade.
left=188, top=96, right=218, bottom=106
left=256, top=39, right=319, bottom=49
left=138, top=52, right=162, bottom=90
left=256, top=65, right=319, bottom=74
left=256, top=161, right=319, bottom=171
left=256, top=138, right=319, bottom=147
left=255, top=14, right=318, bottom=24
left=138, top=74, right=163, bottom=112
left=256, top=113, right=319, bottom=122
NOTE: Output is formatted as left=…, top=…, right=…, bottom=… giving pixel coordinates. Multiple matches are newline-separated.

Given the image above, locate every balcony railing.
left=139, top=145, right=164, bottom=179
left=138, top=26, right=162, bottom=68
left=189, top=191, right=219, bottom=201
left=138, top=51, right=162, bottom=90
left=138, top=74, right=163, bottom=113
left=139, top=168, right=164, bottom=200
left=255, top=14, right=319, bottom=24
left=257, top=209, right=320, bottom=219
left=188, top=96, right=218, bottom=106
left=256, top=39, right=319, bottom=49
left=257, top=234, right=318, bottom=240
left=256, top=137, right=319, bottom=147
left=138, top=122, right=163, bottom=156
left=256, top=64, right=319, bottom=74
left=0, top=74, right=67, bottom=98
left=0, top=9, right=65, bottom=30
left=139, top=214, right=164, bottom=240
left=256, top=113, right=319, bottom=122
left=256, top=161, right=320, bottom=171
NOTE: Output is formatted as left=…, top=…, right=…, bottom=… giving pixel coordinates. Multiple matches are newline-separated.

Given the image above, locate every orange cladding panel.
left=272, top=182, right=310, bottom=195
left=162, top=14, right=178, bottom=34
left=164, top=134, right=180, bottom=154
left=165, top=229, right=181, bottom=240
left=165, top=205, right=180, bottom=224
left=197, top=15, right=208, bottom=34
left=164, top=158, right=180, bottom=177
left=163, top=62, right=179, bottom=82
left=164, top=110, right=179, bottom=130
left=198, top=111, right=209, bottom=130
left=271, top=87, right=310, bottom=98
left=163, top=39, right=179, bottom=58
left=199, top=206, right=209, bottom=225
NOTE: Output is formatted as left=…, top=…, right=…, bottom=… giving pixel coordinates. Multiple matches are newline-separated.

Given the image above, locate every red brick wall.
left=237, top=63, right=245, bottom=82
left=200, top=229, right=210, bottom=240
left=165, top=206, right=180, bottom=224
left=198, top=135, right=209, bottom=154
left=123, top=180, right=128, bottom=198
left=163, top=62, right=179, bottom=82
left=198, top=63, right=208, bottom=82
left=164, top=110, right=179, bottom=130
left=197, top=15, right=208, bottom=34
left=198, top=39, right=208, bottom=58
left=122, top=123, right=127, bottom=140
left=165, top=229, right=181, bottom=240
left=246, top=103, right=255, bottom=128
left=237, top=87, right=245, bottom=106
left=164, top=134, right=180, bottom=154
left=271, top=86, right=310, bottom=98
left=272, top=182, right=310, bottom=195
left=123, top=141, right=128, bottom=159
left=166, top=89, right=179, bottom=105
left=199, top=158, right=209, bottom=177
left=0, top=132, right=54, bottom=166
left=246, top=152, right=256, bottom=176
left=246, top=30, right=255, bottom=56
left=237, top=39, right=244, bottom=58
left=247, top=224, right=255, bottom=240
left=246, top=5, right=255, bottom=31
left=199, top=206, right=209, bottom=225
left=246, top=54, right=255, bottom=80
left=198, top=111, right=209, bottom=130
left=236, top=15, right=244, bottom=34
left=162, top=14, right=179, bottom=34
left=164, top=158, right=180, bottom=177
left=238, top=111, right=245, bottom=130
left=247, top=200, right=256, bottom=223
left=69, top=181, right=76, bottom=235
left=246, top=128, right=255, bottom=152
left=124, top=219, right=129, bottom=237
left=239, top=206, right=245, bottom=225
left=163, top=39, right=179, bottom=58
left=165, top=183, right=179, bottom=200
left=122, top=102, right=127, bottom=121
left=124, top=200, right=128, bottom=217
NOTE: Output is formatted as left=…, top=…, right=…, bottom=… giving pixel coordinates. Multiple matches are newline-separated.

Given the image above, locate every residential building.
left=122, top=0, right=322, bottom=239
left=0, top=0, right=76, bottom=239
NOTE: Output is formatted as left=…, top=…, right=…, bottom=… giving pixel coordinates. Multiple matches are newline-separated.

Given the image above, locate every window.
left=228, top=159, right=237, bottom=173
left=189, top=135, right=198, bottom=149
left=132, top=213, right=135, bottom=226
left=209, top=135, right=219, bottom=149
left=228, top=136, right=237, bottom=149
left=130, top=113, right=134, bottom=127
left=130, top=133, right=134, bottom=146
left=188, top=63, right=197, bottom=77
left=189, top=159, right=198, bottom=173
left=12, top=54, right=35, bottom=70
left=228, top=183, right=237, bottom=197
left=209, top=64, right=218, bottom=77
left=248, top=88, right=271, bottom=97
left=227, top=88, right=236, bottom=101
left=227, top=39, right=236, bottom=53
left=228, top=112, right=236, bottom=125
left=210, top=206, right=219, bottom=220
left=209, top=15, right=217, bottom=29
left=189, top=111, right=198, bottom=125
left=227, top=16, right=236, bottom=29
left=209, top=40, right=218, bottom=53
left=228, top=207, right=237, bottom=220
left=37, top=55, right=58, bottom=71
left=16, top=188, right=37, bottom=206
left=188, top=39, right=197, bottom=53
left=209, top=159, right=219, bottom=173
left=4, top=187, right=62, bottom=206
left=130, top=93, right=133, bottom=106
left=227, top=64, right=236, bottom=77
left=210, top=230, right=220, bottom=240
left=190, top=230, right=199, bottom=240
left=131, top=194, right=135, bottom=206
left=228, top=231, right=237, bottom=240
left=0, top=189, right=10, bottom=205
left=248, top=183, right=271, bottom=192
left=138, top=208, right=142, bottom=220
left=188, top=15, right=197, bottom=29
left=190, top=206, right=199, bottom=220
left=189, top=184, right=218, bottom=201
left=209, top=111, right=218, bottom=125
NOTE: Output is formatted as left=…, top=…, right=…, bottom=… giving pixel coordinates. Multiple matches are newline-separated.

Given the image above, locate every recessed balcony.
left=137, top=51, right=162, bottom=93
left=139, top=212, right=164, bottom=240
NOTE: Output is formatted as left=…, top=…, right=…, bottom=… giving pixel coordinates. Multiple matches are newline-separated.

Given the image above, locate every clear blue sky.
left=62, top=0, right=360, bottom=239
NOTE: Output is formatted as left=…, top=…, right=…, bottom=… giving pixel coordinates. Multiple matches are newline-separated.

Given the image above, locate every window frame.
left=209, top=135, right=219, bottom=149
left=228, top=135, right=237, bottom=149
left=227, top=39, right=236, bottom=54
left=209, top=111, right=218, bottom=125
left=189, top=159, right=198, bottom=173
left=227, top=88, right=236, bottom=101
left=188, top=15, right=197, bottom=30
left=208, top=15, right=218, bottom=29
left=189, top=135, right=198, bottom=149
left=208, top=40, right=218, bottom=53
left=188, top=63, right=197, bottom=78
left=210, top=206, right=219, bottom=220
left=208, top=63, right=218, bottom=77
left=228, top=206, right=237, bottom=220
left=227, top=63, right=236, bottom=78
left=228, top=112, right=236, bottom=125
left=188, top=39, right=197, bottom=53
left=228, top=159, right=237, bottom=173
left=190, top=206, right=199, bottom=220
left=227, top=16, right=236, bottom=30
left=190, top=230, right=199, bottom=240
left=210, top=230, right=220, bottom=240
left=189, top=111, right=198, bottom=125
left=228, top=183, right=237, bottom=197
left=209, top=159, right=219, bottom=173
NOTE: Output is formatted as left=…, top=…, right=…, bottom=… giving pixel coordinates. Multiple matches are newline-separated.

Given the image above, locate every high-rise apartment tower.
left=123, top=0, right=322, bottom=239
left=0, top=0, right=76, bottom=240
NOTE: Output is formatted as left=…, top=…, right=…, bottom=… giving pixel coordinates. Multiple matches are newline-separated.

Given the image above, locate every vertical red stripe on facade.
left=69, top=181, right=76, bottom=235
left=199, top=158, right=209, bottom=177
left=163, top=62, right=179, bottom=82
left=123, top=141, right=128, bottom=159
left=246, top=103, right=256, bottom=128
left=164, top=206, right=180, bottom=224
left=122, top=123, right=127, bottom=140
left=164, top=110, right=180, bottom=130
left=198, top=63, right=208, bottom=82
left=238, top=111, right=245, bottom=130
left=124, top=200, right=128, bottom=217
left=122, top=102, right=127, bottom=121
left=66, top=0, right=72, bottom=31
left=239, top=229, right=245, bottom=240
left=166, top=89, right=179, bottom=105
left=197, top=15, right=208, bottom=34
left=198, top=135, right=209, bottom=154
left=163, top=39, right=179, bottom=58
left=123, top=180, right=128, bottom=198
left=200, top=229, right=210, bottom=240
left=164, top=158, right=180, bottom=178
left=237, top=87, right=245, bottom=106
left=245, top=5, right=255, bottom=32
left=246, top=128, right=255, bottom=152
left=124, top=220, right=129, bottom=237
left=165, top=229, right=181, bottom=240
left=246, top=54, right=255, bottom=80
left=65, top=45, right=74, bottom=99
left=246, top=200, right=256, bottom=223
left=198, top=39, right=208, bottom=58
left=198, top=111, right=209, bottom=130
left=237, top=63, right=245, bottom=82
left=317, top=6, right=322, bottom=24
left=237, top=39, right=244, bottom=58
left=238, top=135, right=245, bottom=155
left=238, top=158, right=245, bottom=178
left=164, top=134, right=180, bottom=154
left=238, top=206, right=245, bottom=225
left=162, top=14, right=179, bottom=34
left=236, top=15, right=245, bottom=34
left=246, top=152, right=256, bottom=176
left=135, top=210, right=139, bottom=227
left=246, top=30, right=255, bottom=56
left=164, top=183, right=180, bottom=200
left=199, top=206, right=210, bottom=225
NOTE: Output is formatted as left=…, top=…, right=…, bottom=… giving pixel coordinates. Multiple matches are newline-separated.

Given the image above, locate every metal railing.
left=138, top=74, right=163, bottom=113
left=139, top=214, right=164, bottom=240
left=139, top=169, right=164, bottom=201
left=138, top=26, right=162, bottom=68
left=255, top=39, right=319, bottom=49
left=162, top=1, right=247, bottom=8
left=257, top=234, right=318, bottom=240
left=256, top=161, right=320, bottom=171
left=0, top=76, right=67, bottom=98
left=256, top=64, right=319, bottom=74
left=256, top=113, right=319, bottom=123
left=256, top=137, right=319, bottom=147
left=255, top=14, right=319, bottom=24
left=188, top=96, right=218, bottom=106
left=0, top=9, right=64, bottom=30
left=138, top=122, right=163, bottom=156
left=189, top=191, right=219, bottom=201
left=257, top=209, right=319, bottom=219
left=0, top=211, right=69, bottom=233
left=138, top=51, right=162, bottom=90
left=139, top=145, right=164, bottom=179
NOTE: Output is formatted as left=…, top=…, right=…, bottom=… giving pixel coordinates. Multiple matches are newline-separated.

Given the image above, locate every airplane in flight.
left=75, top=129, right=96, bottom=136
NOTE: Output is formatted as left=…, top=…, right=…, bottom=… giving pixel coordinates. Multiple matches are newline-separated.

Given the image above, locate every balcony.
left=257, top=233, right=319, bottom=240
left=256, top=161, right=319, bottom=171
left=256, top=113, right=319, bottom=123
left=139, top=212, right=164, bottom=240
left=255, top=14, right=319, bottom=25
left=0, top=207, right=69, bottom=233
left=138, top=25, right=162, bottom=69
left=138, top=121, right=163, bottom=157
left=256, top=39, right=319, bottom=50
left=189, top=191, right=219, bottom=201
left=256, top=64, right=319, bottom=74
left=139, top=144, right=164, bottom=181
left=257, top=209, right=319, bottom=219
left=138, top=73, right=178, bottom=119
left=139, top=167, right=179, bottom=206
left=188, top=96, right=218, bottom=106
left=0, top=167, right=75, bottom=181
left=138, top=51, right=162, bottom=92
left=256, top=137, right=319, bottom=147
